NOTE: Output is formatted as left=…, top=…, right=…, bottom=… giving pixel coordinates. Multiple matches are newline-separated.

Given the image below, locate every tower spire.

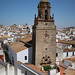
left=38, top=0, right=51, bottom=20
left=41, top=0, right=48, bottom=2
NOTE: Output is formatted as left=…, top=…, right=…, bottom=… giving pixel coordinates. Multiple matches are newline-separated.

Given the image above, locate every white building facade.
left=17, top=47, right=32, bottom=63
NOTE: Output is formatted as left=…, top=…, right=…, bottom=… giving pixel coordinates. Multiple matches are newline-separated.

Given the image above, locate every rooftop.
left=63, top=56, right=75, bottom=63
left=18, top=34, right=32, bottom=42
left=66, top=69, right=75, bottom=75
left=17, top=61, right=47, bottom=75
left=9, top=34, right=32, bottom=53
left=58, top=65, right=66, bottom=75
left=63, top=48, right=75, bottom=52
left=14, top=34, right=26, bottom=36
left=25, top=63, right=47, bottom=74
left=9, top=42, right=28, bottom=53
left=58, top=40, right=75, bottom=44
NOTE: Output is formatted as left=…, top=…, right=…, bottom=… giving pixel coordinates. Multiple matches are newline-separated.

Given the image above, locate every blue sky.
left=0, top=0, right=75, bottom=28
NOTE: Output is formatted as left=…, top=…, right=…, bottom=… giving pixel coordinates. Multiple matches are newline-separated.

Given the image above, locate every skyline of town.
left=0, top=0, right=75, bottom=28
left=0, top=0, right=75, bottom=75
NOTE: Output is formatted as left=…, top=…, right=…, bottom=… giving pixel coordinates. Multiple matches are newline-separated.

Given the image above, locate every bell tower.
left=32, top=0, right=56, bottom=68
left=38, top=0, right=51, bottom=20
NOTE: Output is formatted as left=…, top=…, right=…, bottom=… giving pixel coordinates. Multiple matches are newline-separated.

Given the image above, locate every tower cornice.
left=41, top=0, right=49, bottom=2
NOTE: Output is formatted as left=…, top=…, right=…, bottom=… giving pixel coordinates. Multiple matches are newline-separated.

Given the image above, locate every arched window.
left=45, top=10, right=48, bottom=20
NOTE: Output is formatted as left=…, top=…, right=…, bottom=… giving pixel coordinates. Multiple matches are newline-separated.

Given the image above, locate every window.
left=72, top=44, right=75, bottom=48
left=66, top=52, right=68, bottom=57
left=56, top=53, right=58, bottom=57
left=25, top=56, right=27, bottom=60
left=45, top=10, right=48, bottom=20
left=73, top=52, right=74, bottom=56
left=45, top=48, right=47, bottom=50
left=25, top=71, right=27, bottom=75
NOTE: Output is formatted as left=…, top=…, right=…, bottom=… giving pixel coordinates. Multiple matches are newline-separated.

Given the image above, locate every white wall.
left=73, top=31, right=75, bottom=34
left=72, top=63, right=75, bottom=68
left=49, top=69, right=56, bottom=75
left=0, top=64, right=6, bottom=75
left=0, top=60, right=39, bottom=75
left=63, top=52, right=75, bottom=58
left=8, top=46, right=17, bottom=65
left=17, top=68, right=21, bottom=75
left=0, top=63, right=25, bottom=75
left=9, top=65, right=14, bottom=75
left=17, top=49, right=28, bottom=63
left=63, top=52, right=67, bottom=58
left=17, top=47, right=32, bottom=63
left=68, top=52, right=72, bottom=57
left=4, top=40, right=8, bottom=44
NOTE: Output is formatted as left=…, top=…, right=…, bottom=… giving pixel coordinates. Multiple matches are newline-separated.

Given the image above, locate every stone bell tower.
left=32, top=0, right=56, bottom=68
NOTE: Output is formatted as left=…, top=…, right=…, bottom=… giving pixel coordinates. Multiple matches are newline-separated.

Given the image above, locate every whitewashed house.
left=1, top=42, right=43, bottom=75
left=9, top=35, right=32, bottom=64
left=56, top=47, right=75, bottom=61
left=9, top=42, right=32, bottom=64
left=17, top=47, right=32, bottom=63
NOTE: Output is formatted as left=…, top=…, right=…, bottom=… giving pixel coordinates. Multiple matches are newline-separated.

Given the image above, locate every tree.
left=43, top=65, right=52, bottom=71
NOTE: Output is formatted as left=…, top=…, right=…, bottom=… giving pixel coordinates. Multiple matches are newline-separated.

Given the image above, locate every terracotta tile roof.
left=63, top=48, right=75, bottom=52
left=14, top=34, right=26, bottom=36
left=9, top=42, right=28, bottom=53
left=63, top=56, right=75, bottom=63
left=58, top=40, right=75, bottom=44
left=18, top=34, right=32, bottom=42
left=25, top=63, right=48, bottom=74
left=17, top=61, right=48, bottom=75
left=58, top=65, right=66, bottom=75
left=63, top=56, right=75, bottom=60
left=63, top=29, right=70, bottom=32
left=17, top=61, right=22, bottom=64
left=9, top=34, right=32, bottom=53
left=66, top=69, right=75, bottom=75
